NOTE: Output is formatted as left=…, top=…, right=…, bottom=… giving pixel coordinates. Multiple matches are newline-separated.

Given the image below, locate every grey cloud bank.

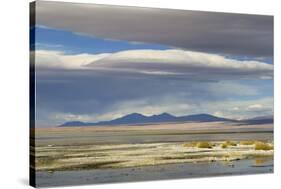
left=35, top=1, right=273, bottom=57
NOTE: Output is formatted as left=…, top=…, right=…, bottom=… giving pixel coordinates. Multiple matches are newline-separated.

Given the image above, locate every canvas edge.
left=29, top=1, right=36, bottom=188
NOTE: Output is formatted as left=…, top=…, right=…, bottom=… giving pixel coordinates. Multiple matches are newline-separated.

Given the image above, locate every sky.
left=32, top=1, right=273, bottom=127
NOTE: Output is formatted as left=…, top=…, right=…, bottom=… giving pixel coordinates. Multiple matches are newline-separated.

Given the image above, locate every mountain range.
left=59, top=113, right=273, bottom=127
left=59, top=113, right=234, bottom=127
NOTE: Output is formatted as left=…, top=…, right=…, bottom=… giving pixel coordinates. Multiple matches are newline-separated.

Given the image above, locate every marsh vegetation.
left=34, top=140, right=273, bottom=171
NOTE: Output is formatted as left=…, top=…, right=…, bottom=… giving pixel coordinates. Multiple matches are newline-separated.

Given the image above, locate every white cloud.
left=208, top=98, right=273, bottom=119
left=90, top=49, right=270, bottom=69
left=34, top=50, right=109, bottom=69
left=214, top=111, right=224, bottom=118
left=247, top=104, right=264, bottom=110
left=34, top=49, right=273, bottom=80
left=50, top=112, right=94, bottom=122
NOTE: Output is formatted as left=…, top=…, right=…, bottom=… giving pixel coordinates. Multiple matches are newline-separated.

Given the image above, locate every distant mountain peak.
left=150, top=112, right=173, bottom=117
left=125, top=113, right=146, bottom=117
left=158, top=112, right=174, bottom=117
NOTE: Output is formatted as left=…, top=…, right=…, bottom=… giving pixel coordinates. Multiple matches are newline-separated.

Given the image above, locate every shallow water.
left=36, top=158, right=273, bottom=187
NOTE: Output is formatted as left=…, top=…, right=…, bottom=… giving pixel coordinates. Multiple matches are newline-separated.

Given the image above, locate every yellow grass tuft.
left=254, top=142, right=273, bottom=150
left=196, top=141, right=212, bottom=148
left=224, top=140, right=237, bottom=146
left=221, top=143, right=228, bottom=149
left=240, top=140, right=255, bottom=145
left=183, top=141, right=212, bottom=148
left=183, top=142, right=197, bottom=147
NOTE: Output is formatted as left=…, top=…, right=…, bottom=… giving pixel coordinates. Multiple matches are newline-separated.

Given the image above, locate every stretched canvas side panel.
left=29, top=1, right=36, bottom=187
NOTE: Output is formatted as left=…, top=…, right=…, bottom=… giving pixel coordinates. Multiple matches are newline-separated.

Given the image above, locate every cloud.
left=34, top=1, right=273, bottom=57
left=217, top=98, right=273, bottom=119
left=247, top=104, right=263, bottom=110
left=34, top=50, right=109, bottom=69
left=35, top=49, right=273, bottom=80
left=232, top=107, right=240, bottom=111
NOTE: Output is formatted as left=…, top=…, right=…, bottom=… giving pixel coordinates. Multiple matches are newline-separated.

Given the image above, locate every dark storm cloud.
left=36, top=69, right=259, bottom=116
left=35, top=1, right=273, bottom=57
left=35, top=69, right=193, bottom=115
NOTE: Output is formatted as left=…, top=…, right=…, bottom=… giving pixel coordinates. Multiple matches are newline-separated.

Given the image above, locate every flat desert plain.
left=32, top=121, right=273, bottom=187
